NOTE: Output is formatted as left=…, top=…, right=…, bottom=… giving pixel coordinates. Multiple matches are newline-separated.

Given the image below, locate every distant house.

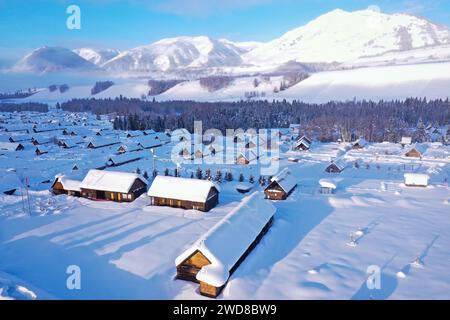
left=136, top=135, right=162, bottom=149
left=116, top=143, right=142, bottom=154
left=319, top=179, right=337, bottom=194
left=404, top=173, right=429, bottom=187
left=293, top=136, right=311, bottom=151
left=51, top=176, right=82, bottom=197
left=175, top=192, right=275, bottom=298
left=400, top=136, right=412, bottom=147
left=236, top=150, right=258, bottom=165
left=352, top=139, right=367, bottom=150
left=325, top=160, right=345, bottom=173
left=31, top=136, right=52, bottom=145
left=245, top=141, right=257, bottom=149
left=8, top=135, right=31, bottom=143
left=35, top=146, right=49, bottom=156
left=79, top=170, right=147, bottom=202
left=33, top=124, right=62, bottom=133
left=1, top=173, right=22, bottom=195
left=87, top=138, right=120, bottom=149
left=58, top=137, right=84, bottom=149
left=0, top=142, right=24, bottom=151
left=125, top=131, right=143, bottom=138
left=405, top=146, right=422, bottom=158
left=148, top=176, right=220, bottom=212
left=143, top=129, right=156, bottom=136
left=106, top=152, right=144, bottom=167
left=264, top=168, right=297, bottom=200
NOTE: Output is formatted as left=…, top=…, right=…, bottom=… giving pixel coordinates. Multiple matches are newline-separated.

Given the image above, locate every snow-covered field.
left=0, top=111, right=449, bottom=300
left=9, top=61, right=450, bottom=105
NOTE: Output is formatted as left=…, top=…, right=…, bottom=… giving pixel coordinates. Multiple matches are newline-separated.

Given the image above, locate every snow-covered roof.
left=79, top=170, right=147, bottom=193
left=55, top=176, right=82, bottom=191
left=353, top=138, right=367, bottom=147
left=401, top=136, right=412, bottom=144
left=319, top=179, right=337, bottom=189
left=117, top=143, right=142, bottom=153
left=175, top=191, right=275, bottom=287
left=404, top=173, right=429, bottom=185
left=0, top=142, right=22, bottom=151
left=87, top=137, right=120, bottom=148
left=148, top=176, right=219, bottom=203
left=135, top=135, right=162, bottom=149
left=269, top=168, right=297, bottom=193
left=107, top=151, right=145, bottom=165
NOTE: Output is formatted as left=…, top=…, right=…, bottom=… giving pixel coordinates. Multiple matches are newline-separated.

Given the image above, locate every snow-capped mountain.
left=73, top=48, right=120, bottom=66
left=13, top=47, right=98, bottom=73
left=243, top=8, right=450, bottom=66
left=102, top=36, right=244, bottom=73
left=10, top=9, right=450, bottom=75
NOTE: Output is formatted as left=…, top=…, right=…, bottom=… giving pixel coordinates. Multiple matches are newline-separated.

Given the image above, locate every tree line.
left=60, top=97, right=450, bottom=142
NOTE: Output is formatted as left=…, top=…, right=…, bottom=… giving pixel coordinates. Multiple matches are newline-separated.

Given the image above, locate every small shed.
left=264, top=168, right=297, bottom=200
left=319, top=179, right=337, bottom=194
left=405, top=146, right=422, bottom=158
left=87, top=138, right=120, bottom=149
left=325, top=160, right=345, bottom=173
left=51, top=176, right=82, bottom=197
left=400, top=136, right=412, bottom=146
left=0, top=142, right=24, bottom=151
left=35, top=146, right=49, bottom=156
left=175, top=192, right=275, bottom=298
left=148, top=176, right=220, bottom=212
left=79, top=170, right=147, bottom=202
left=404, top=173, right=429, bottom=187
left=293, top=137, right=311, bottom=151
left=352, top=139, right=367, bottom=150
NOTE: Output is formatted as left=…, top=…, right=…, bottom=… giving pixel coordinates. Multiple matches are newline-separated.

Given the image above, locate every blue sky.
left=1, top=0, right=450, bottom=64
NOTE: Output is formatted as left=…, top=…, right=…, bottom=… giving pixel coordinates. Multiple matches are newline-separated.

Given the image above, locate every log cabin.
left=35, top=146, right=49, bottom=156
left=87, top=138, right=120, bottom=149
left=325, top=160, right=346, bottom=173
left=79, top=170, right=148, bottom=202
left=352, top=138, right=367, bottom=150
left=51, top=176, right=82, bottom=197
left=264, top=168, right=297, bottom=200
left=405, top=147, right=422, bottom=158
left=293, top=137, right=311, bottom=151
left=148, top=176, right=220, bottom=212
left=236, top=150, right=258, bottom=165
left=175, top=192, right=275, bottom=298
left=0, top=142, right=24, bottom=151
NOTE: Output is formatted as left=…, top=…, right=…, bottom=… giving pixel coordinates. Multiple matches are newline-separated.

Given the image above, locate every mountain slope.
left=102, top=36, right=243, bottom=73
left=243, top=9, right=450, bottom=66
left=13, top=47, right=98, bottom=73
left=73, top=48, right=120, bottom=66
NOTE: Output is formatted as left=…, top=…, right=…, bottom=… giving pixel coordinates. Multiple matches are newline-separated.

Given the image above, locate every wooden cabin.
left=175, top=192, right=275, bottom=298
left=0, top=142, right=24, bottom=151
left=148, top=176, right=220, bottom=212
left=136, top=135, right=162, bottom=149
left=405, top=147, right=422, bottom=158
left=264, top=168, right=297, bottom=200
left=352, top=139, right=367, bottom=150
left=325, top=160, right=345, bottom=173
left=35, top=146, right=49, bottom=156
left=87, top=138, right=120, bottom=149
left=51, top=176, right=82, bottom=197
left=293, top=137, right=311, bottom=151
left=79, top=170, right=147, bottom=202
left=106, top=152, right=144, bottom=167
left=236, top=150, right=258, bottom=165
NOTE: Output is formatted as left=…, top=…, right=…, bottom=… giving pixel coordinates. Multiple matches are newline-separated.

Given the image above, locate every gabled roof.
left=87, top=137, right=120, bottom=148
left=80, top=169, right=147, bottom=193
left=267, top=168, right=297, bottom=193
left=135, top=135, right=162, bottom=149
left=53, top=176, right=82, bottom=192
left=0, top=142, right=23, bottom=151
left=175, top=192, right=275, bottom=287
left=148, top=176, right=219, bottom=203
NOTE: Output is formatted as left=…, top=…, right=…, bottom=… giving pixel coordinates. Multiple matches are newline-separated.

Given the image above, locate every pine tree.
left=249, top=174, right=255, bottom=184
left=164, top=168, right=170, bottom=176
left=239, top=173, right=244, bottom=182
left=152, top=169, right=158, bottom=178
left=215, top=170, right=222, bottom=183
left=196, top=167, right=203, bottom=179
left=205, top=168, right=212, bottom=180
left=143, top=171, right=149, bottom=179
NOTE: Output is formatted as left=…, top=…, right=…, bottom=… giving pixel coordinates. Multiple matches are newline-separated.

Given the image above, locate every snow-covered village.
left=1, top=1, right=450, bottom=303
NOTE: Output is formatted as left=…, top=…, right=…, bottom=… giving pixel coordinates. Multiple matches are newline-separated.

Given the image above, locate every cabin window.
left=111, top=193, right=115, bottom=200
